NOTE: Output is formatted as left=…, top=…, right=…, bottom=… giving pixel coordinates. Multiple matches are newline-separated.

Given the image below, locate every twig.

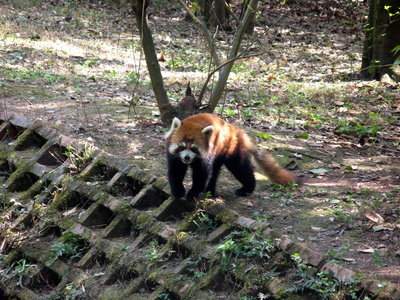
left=0, top=238, right=8, bottom=254
left=22, top=97, right=33, bottom=105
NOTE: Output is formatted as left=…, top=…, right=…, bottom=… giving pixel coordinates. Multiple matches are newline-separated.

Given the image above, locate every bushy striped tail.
left=250, top=147, right=297, bottom=185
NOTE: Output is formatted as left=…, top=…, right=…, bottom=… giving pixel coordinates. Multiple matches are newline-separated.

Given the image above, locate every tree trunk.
left=214, top=0, right=230, bottom=30
left=240, top=0, right=255, bottom=34
left=361, top=0, right=400, bottom=81
left=130, top=0, right=175, bottom=122
left=205, top=0, right=259, bottom=113
left=196, top=0, right=213, bottom=22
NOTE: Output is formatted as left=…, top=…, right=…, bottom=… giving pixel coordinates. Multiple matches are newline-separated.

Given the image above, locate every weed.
left=372, top=249, right=384, bottom=267
left=46, top=231, right=87, bottom=266
left=360, top=188, right=372, bottom=197
left=326, top=243, right=351, bottom=262
left=83, top=60, right=97, bottom=67
left=127, top=70, right=141, bottom=83
left=216, top=239, right=236, bottom=272
left=203, top=191, right=213, bottom=198
left=215, top=106, right=238, bottom=117
left=269, top=182, right=297, bottom=200
left=2, top=68, right=66, bottom=84
left=104, top=70, right=117, bottom=77
left=142, top=239, right=165, bottom=263
left=216, top=229, right=275, bottom=273
left=337, top=121, right=382, bottom=137
left=193, top=271, right=206, bottom=278
left=192, top=211, right=219, bottom=235
left=0, top=258, right=37, bottom=287
left=157, top=293, right=171, bottom=300
left=289, top=253, right=365, bottom=299
left=64, top=142, right=94, bottom=174
left=252, top=211, right=270, bottom=222
left=260, top=267, right=280, bottom=281
left=291, top=270, right=340, bottom=299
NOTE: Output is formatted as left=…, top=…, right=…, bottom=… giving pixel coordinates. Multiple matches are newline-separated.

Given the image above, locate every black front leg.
left=167, top=154, right=188, bottom=199
left=205, top=157, right=224, bottom=197
left=186, top=158, right=209, bottom=201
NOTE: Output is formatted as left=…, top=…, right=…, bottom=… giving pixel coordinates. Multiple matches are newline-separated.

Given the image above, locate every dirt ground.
left=1, top=0, right=400, bottom=286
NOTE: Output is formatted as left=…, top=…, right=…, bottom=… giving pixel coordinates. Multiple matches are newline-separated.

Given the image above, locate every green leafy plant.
left=46, top=231, right=87, bottom=266
left=203, top=191, right=213, bottom=198
left=127, top=70, right=141, bottom=83
left=192, top=211, right=220, bottom=235
left=372, top=249, right=384, bottom=267
left=289, top=253, right=364, bottom=299
left=253, top=211, right=270, bottom=221
left=216, top=239, right=236, bottom=272
left=142, top=239, right=165, bottom=263
left=338, top=121, right=382, bottom=137
left=0, top=258, right=37, bottom=287
left=326, top=243, right=351, bottom=262
left=216, top=229, right=274, bottom=273
left=64, top=142, right=94, bottom=174
left=157, top=293, right=171, bottom=300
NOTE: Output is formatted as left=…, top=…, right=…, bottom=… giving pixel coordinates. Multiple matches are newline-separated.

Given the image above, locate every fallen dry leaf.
left=358, top=248, right=376, bottom=254
left=364, top=209, right=384, bottom=225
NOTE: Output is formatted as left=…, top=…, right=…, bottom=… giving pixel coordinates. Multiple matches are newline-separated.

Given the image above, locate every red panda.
left=165, top=113, right=296, bottom=200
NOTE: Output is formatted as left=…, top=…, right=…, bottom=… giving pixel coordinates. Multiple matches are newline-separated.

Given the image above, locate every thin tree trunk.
left=215, top=0, right=230, bottom=30
left=205, top=0, right=258, bottom=112
left=131, top=0, right=175, bottom=121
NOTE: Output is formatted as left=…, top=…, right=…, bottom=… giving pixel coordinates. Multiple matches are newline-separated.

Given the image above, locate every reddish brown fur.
left=168, top=114, right=252, bottom=157
left=165, top=113, right=296, bottom=199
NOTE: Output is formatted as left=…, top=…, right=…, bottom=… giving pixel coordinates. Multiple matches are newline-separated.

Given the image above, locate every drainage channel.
left=0, top=113, right=398, bottom=300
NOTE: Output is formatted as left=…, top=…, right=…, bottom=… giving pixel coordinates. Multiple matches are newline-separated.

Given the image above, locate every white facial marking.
left=168, top=143, right=179, bottom=153
left=180, top=149, right=195, bottom=164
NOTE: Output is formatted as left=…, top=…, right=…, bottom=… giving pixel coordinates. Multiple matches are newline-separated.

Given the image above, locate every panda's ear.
left=164, top=117, right=182, bottom=139
left=201, top=125, right=214, bottom=139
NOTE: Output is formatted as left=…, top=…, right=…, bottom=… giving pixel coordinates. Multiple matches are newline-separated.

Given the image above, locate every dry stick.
left=82, top=103, right=89, bottom=123
left=22, top=97, right=33, bottom=105
left=127, top=1, right=146, bottom=120
left=93, top=100, right=103, bottom=123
